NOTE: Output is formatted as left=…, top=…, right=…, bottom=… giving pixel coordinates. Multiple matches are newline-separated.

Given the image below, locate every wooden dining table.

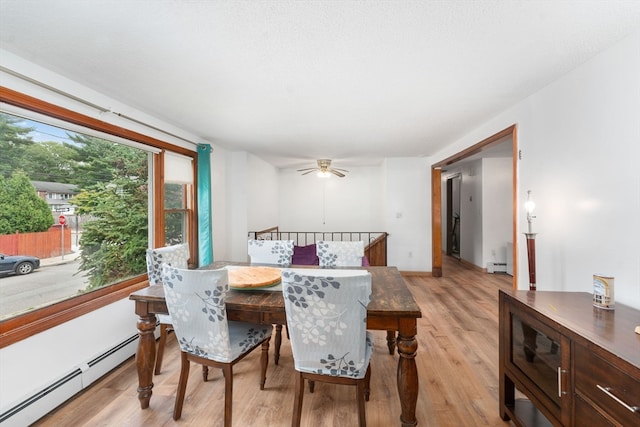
left=129, top=262, right=423, bottom=427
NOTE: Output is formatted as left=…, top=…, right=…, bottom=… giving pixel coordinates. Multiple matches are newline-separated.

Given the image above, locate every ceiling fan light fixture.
left=297, top=159, right=348, bottom=178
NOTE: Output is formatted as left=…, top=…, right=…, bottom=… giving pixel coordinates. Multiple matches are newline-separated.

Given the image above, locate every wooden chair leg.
left=364, top=365, right=371, bottom=402
left=386, top=330, right=396, bottom=355
left=260, top=337, right=270, bottom=390
left=223, top=365, right=233, bottom=427
left=173, top=352, right=190, bottom=420
left=202, top=365, right=209, bottom=382
left=292, top=373, right=304, bottom=427
left=274, top=324, right=282, bottom=365
left=356, top=379, right=367, bottom=427
left=308, top=380, right=315, bottom=393
left=154, top=323, right=168, bottom=375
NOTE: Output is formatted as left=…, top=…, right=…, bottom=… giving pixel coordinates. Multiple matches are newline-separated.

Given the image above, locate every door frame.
left=445, top=173, right=462, bottom=258
left=430, top=124, right=518, bottom=289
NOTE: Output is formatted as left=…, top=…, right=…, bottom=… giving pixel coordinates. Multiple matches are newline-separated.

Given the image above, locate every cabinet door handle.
left=597, top=384, right=640, bottom=413
left=557, top=367, right=567, bottom=397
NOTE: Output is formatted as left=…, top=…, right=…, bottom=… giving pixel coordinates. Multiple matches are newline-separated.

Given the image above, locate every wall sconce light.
left=524, top=190, right=537, bottom=290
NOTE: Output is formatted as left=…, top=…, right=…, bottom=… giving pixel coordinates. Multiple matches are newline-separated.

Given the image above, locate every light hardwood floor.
left=33, top=257, right=514, bottom=427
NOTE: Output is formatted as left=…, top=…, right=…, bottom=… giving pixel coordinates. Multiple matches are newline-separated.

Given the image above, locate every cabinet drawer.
left=574, top=344, right=640, bottom=426
left=574, top=394, right=615, bottom=427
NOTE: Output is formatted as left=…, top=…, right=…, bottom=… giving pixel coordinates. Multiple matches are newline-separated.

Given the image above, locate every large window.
left=0, top=88, right=197, bottom=346
left=0, top=111, right=152, bottom=314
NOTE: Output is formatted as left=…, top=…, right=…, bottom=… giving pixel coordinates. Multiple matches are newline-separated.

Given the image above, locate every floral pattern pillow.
left=316, top=241, right=365, bottom=267
left=248, top=239, right=294, bottom=265
left=281, top=268, right=372, bottom=379
left=162, top=265, right=271, bottom=363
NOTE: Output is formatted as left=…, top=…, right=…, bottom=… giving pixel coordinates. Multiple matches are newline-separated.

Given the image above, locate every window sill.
left=0, top=276, right=148, bottom=348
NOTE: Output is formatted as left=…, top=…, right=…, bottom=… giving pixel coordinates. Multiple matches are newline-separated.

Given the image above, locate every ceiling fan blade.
left=301, top=170, right=316, bottom=175
left=330, top=169, right=346, bottom=177
left=297, top=167, right=316, bottom=172
left=332, top=167, right=349, bottom=172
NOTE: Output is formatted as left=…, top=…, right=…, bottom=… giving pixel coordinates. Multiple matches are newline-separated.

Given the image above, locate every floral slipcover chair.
left=281, top=268, right=373, bottom=426
left=161, top=265, right=272, bottom=426
left=248, top=239, right=294, bottom=265
left=316, top=240, right=365, bottom=267
left=145, top=243, right=190, bottom=374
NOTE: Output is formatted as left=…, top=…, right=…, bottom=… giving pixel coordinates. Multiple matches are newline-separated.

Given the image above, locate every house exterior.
left=31, top=181, right=78, bottom=215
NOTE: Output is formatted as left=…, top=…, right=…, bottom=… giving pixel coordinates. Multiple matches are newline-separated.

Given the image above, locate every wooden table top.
left=130, top=262, right=422, bottom=319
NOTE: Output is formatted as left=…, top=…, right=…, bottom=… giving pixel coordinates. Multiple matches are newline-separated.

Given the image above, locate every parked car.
left=0, top=253, right=41, bottom=276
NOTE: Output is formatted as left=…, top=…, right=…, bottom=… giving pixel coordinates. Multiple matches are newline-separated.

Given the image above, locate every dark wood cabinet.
left=499, top=290, right=640, bottom=427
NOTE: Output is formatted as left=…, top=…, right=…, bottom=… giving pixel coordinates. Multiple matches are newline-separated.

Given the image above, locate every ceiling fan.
left=297, top=159, right=349, bottom=178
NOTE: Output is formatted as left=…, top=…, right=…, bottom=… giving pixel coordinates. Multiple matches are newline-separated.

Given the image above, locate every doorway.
left=446, top=174, right=461, bottom=259
left=430, top=124, right=518, bottom=289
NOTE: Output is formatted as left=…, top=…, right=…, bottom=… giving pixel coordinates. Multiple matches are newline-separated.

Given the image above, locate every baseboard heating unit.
left=0, top=334, right=138, bottom=427
left=487, top=262, right=507, bottom=273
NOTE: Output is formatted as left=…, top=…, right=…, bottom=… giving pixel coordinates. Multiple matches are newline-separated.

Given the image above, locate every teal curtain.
left=197, top=144, right=213, bottom=266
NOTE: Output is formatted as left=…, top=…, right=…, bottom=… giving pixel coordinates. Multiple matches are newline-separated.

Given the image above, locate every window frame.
left=0, top=86, right=198, bottom=348
left=164, top=183, right=195, bottom=248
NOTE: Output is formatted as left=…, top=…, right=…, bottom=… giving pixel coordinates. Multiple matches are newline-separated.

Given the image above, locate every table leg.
left=397, top=319, right=418, bottom=427
left=135, top=308, right=157, bottom=409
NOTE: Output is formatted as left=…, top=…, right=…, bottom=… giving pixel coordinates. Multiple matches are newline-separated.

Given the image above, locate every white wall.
left=459, top=160, right=483, bottom=267
left=226, top=152, right=249, bottom=262
left=432, top=30, right=640, bottom=309
left=482, top=157, right=513, bottom=266
left=382, top=158, right=432, bottom=271
left=247, top=154, right=279, bottom=231
left=278, top=166, right=384, bottom=231
left=276, top=159, right=431, bottom=271
left=211, top=145, right=230, bottom=261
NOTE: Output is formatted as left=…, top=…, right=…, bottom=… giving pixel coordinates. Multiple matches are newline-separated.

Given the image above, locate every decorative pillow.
left=292, top=244, right=319, bottom=265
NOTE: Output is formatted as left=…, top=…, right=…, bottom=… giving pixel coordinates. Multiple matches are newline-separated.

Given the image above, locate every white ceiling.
left=1, top=1, right=639, bottom=169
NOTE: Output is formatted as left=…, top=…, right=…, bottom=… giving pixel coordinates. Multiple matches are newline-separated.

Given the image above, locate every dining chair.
left=281, top=268, right=373, bottom=427
left=145, top=243, right=190, bottom=375
left=162, top=265, right=272, bottom=427
left=316, top=240, right=365, bottom=267
left=247, top=238, right=294, bottom=364
left=247, top=239, right=294, bottom=265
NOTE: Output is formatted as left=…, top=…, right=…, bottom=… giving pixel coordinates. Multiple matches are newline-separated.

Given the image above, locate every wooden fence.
left=0, top=226, right=72, bottom=259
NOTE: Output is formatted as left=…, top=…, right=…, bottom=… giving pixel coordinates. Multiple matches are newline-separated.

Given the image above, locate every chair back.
left=146, top=243, right=189, bottom=285
left=316, top=241, right=364, bottom=267
left=282, top=268, right=372, bottom=378
left=161, top=265, right=237, bottom=362
left=248, top=239, right=294, bottom=265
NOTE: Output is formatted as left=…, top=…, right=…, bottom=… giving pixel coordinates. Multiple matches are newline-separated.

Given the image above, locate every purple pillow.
left=292, top=244, right=319, bottom=265
left=361, top=256, right=370, bottom=266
